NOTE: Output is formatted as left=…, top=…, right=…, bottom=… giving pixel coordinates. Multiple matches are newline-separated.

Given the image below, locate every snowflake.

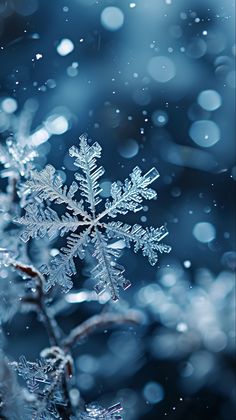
left=16, top=134, right=171, bottom=301
left=12, top=349, right=71, bottom=419
left=12, top=355, right=51, bottom=393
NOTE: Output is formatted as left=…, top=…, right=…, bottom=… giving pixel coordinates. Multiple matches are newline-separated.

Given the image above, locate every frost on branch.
left=12, top=355, right=52, bottom=393
left=17, top=133, right=171, bottom=301
left=12, top=348, right=72, bottom=419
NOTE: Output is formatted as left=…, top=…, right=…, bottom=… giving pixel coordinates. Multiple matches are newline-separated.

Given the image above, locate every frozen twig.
left=9, top=259, right=61, bottom=346
left=63, top=310, right=143, bottom=349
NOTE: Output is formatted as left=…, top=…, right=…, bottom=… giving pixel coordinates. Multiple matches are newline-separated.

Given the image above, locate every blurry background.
left=0, top=0, right=235, bottom=419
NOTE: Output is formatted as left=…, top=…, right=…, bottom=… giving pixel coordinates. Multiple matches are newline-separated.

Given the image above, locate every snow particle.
left=57, top=38, right=74, bottom=56
left=183, top=260, right=191, bottom=268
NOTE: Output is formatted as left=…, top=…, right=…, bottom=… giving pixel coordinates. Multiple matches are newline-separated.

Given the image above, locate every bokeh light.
left=101, top=7, right=124, bottom=31
left=189, top=120, right=221, bottom=147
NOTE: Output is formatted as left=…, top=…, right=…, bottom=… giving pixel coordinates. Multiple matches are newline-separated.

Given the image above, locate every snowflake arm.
left=96, top=166, right=159, bottom=221
left=91, top=229, right=131, bottom=301
left=25, top=165, right=88, bottom=219
left=15, top=203, right=89, bottom=242
left=42, top=228, right=91, bottom=292
left=105, top=222, right=171, bottom=265
left=69, top=134, right=105, bottom=215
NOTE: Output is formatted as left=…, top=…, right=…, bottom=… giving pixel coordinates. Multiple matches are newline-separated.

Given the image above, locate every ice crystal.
left=79, top=402, right=123, bottom=420
left=12, top=355, right=51, bottom=393
left=12, top=348, right=71, bottom=419
left=17, top=134, right=171, bottom=300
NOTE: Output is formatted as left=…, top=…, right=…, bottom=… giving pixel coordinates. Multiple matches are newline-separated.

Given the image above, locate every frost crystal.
left=17, top=134, right=171, bottom=300
left=12, top=349, right=71, bottom=419
left=12, top=355, right=51, bottom=393
left=79, top=402, right=123, bottom=420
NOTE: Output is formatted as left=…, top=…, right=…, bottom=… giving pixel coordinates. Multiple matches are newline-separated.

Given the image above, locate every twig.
left=63, top=310, right=143, bottom=350
left=7, top=259, right=143, bottom=417
left=8, top=259, right=73, bottom=416
left=10, top=259, right=60, bottom=346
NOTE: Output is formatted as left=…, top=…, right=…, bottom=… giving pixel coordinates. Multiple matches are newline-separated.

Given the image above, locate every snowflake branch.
left=26, top=165, right=90, bottom=220
left=94, top=166, right=159, bottom=222
left=15, top=204, right=90, bottom=242
left=69, top=134, right=105, bottom=216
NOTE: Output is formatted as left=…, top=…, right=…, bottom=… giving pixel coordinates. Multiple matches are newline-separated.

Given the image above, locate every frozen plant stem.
left=8, top=259, right=142, bottom=417
left=9, top=260, right=73, bottom=418
left=11, top=260, right=61, bottom=346
left=63, top=310, right=143, bottom=350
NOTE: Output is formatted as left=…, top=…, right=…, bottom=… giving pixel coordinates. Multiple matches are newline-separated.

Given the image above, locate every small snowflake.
left=12, top=349, right=70, bottom=419
left=17, top=134, right=171, bottom=300
left=11, top=355, right=51, bottom=393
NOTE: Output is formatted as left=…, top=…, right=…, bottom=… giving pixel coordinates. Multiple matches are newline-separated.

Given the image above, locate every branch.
left=11, top=260, right=44, bottom=282
left=63, top=310, right=144, bottom=349
left=9, top=259, right=61, bottom=347
left=8, top=259, right=73, bottom=416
